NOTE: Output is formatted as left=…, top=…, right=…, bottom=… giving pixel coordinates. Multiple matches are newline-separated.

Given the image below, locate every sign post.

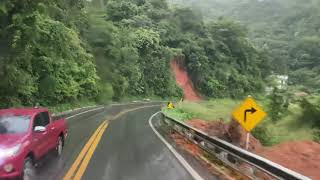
left=232, top=96, right=267, bottom=150
left=246, top=133, right=250, bottom=150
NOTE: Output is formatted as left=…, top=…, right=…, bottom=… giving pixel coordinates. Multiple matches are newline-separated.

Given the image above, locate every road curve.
left=32, top=103, right=209, bottom=180
left=33, top=103, right=160, bottom=179
left=80, top=106, right=194, bottom=180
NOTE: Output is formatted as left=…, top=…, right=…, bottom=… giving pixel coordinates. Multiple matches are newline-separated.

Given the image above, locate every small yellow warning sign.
left=167, top=102, right=175, bottom=109
left=232, top=97, right=267, bottom=132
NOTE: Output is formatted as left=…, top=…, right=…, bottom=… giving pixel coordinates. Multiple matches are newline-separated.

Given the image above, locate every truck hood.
left=0, top=134, right=27, bottom=147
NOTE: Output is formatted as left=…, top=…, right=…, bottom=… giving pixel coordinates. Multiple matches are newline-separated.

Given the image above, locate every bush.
left=299, top=96, right=320, bottom=128
left=313, top=130, right=320, bottom=143
left=95, top=82, right=114, bottom=104
left=268, top=87, right=290, bottom=121
left=252, top=124, right=279, bottom=146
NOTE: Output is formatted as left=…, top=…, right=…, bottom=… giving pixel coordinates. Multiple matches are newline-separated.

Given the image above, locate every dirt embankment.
left=171, top=59, right=201, bottom=101
left=170, top=59, right=319, bottom=179
left=186, top=119, right=320, bottom=179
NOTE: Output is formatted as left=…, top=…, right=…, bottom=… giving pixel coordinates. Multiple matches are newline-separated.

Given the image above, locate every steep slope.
left=171, top=60, right=201, bottom=101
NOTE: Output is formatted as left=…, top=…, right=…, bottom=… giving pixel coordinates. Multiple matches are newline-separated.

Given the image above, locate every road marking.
left=63, top=121, right=106, bottom=180
left=149, top=112, right=204, bottom=180
left=65, top=107, right=105, bottom=120
left=74, top=122, right=109, bottom=180
left=64, top=104, right=160, bottom=179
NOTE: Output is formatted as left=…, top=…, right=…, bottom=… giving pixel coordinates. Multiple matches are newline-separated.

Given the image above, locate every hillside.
left=171, top=0, right=320, bottom=93
left=0, top=0, right=270, bottom=107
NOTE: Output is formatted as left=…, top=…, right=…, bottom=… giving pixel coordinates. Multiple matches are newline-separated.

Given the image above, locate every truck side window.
left=33, top=114, right=42, bottom=128
left=33, top=112, right=50, bottom=128
left=40, top=112, right=50, bottom=126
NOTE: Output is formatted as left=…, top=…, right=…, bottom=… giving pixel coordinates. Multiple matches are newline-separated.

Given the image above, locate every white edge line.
left=165, top=116, right=312, bottom=180
left=65, top=107, right=105, bottom=120
left=149, top=112, right=204, bottom=180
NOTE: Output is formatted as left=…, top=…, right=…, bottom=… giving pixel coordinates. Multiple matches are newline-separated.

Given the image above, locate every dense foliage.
left=0, top=0, right=272, bottom=107
left=300, top=96, right=320, bottom=128
left=172, top=0, right=320, bottom=93
left=170, top=0, right=320, bottom=145
left=86, top=0, right=182, bottom=101
left=0, top=0, right=98, bottom=107
left=90, top=0, right=271, bottom=99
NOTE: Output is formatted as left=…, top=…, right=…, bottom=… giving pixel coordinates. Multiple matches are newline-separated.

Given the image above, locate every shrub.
left=299, top=96, right=320, bottom=128
left=268, top=87, right=290, bottom=121
left=252, top=125, right=279, bottom=146
left=313, top=130, right=320, bottom=143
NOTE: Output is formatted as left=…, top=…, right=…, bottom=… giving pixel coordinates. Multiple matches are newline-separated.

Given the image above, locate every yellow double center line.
left=63, top=121, right=109, bottom=180
left=63, top=104, right=160, bottom=180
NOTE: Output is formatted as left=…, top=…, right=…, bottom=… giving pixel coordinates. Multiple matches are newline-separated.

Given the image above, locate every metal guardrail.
left=159, top=113, right=311, bottom=180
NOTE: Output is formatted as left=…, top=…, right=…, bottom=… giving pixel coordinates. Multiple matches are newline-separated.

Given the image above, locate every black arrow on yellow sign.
left=244, top=107, right=257, bottom=122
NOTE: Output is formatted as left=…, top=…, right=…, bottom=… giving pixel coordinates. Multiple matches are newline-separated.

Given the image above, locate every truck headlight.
left=3, top=163, right=14, bottom=172
left=0, top=144, right=21, bottom=158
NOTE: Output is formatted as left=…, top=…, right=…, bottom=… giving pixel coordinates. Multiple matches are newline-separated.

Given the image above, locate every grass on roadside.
left=163, top=99, right=316, bottom=146
left=48, top=99, right=97, bottom=114
left=261, top=104, right=316, bottom=144
left=163, top=99, right=240, bottom=122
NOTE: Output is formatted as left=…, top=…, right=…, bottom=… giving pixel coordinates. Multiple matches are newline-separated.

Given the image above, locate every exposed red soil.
left=171, top=133, right=202, bottom=157
left=185, top=119, right=320, bottom=179
left=171, top=59, right=202, bottom=101
left=171, top=133, right=241, bottom=180
left=187, top=119, right=263, bottom=152
left=258, top=141, right=320, bottom=180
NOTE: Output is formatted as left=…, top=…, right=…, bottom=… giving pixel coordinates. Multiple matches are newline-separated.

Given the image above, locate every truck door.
left=42, top=111, right=58, bottom=150
left=32, top=113, right=51, bottom=158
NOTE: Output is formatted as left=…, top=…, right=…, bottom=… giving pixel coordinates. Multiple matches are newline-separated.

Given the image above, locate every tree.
left=268, top=87, right=289, bottom=122
left=106, top=0, right=139, bottom=22
left=0, top=0, right=98, bottom=107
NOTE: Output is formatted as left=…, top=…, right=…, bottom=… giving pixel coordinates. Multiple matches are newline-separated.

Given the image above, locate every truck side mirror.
left=34, top=126, right=46, bottom=133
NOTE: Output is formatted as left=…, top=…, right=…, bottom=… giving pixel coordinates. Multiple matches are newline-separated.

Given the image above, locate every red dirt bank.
left=170, top=59, right=319, bottom=179
left=171, top=60, right=201, bottom=101
left=258, top=141, right=320, bottom=180
left=186, top=119, right=320, bottom=179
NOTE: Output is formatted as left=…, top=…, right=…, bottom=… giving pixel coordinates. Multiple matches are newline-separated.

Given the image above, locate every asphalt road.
left=32, top=102, right=206, bottom=180
left=81, top=106, right=194, bottom=180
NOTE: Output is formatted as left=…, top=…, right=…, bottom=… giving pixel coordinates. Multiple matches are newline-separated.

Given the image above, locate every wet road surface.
left=81, top=106, right=194, bottom=180
left=32, top=102, right=212, bottom=180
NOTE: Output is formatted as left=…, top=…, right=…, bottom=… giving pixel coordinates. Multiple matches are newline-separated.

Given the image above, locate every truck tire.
left=22, top=157, right=35, bottom=180
left=55, top=136, right=63, bottom=156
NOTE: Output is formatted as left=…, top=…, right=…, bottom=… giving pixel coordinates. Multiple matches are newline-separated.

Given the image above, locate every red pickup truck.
left=0, top=108, right=68, bottom=179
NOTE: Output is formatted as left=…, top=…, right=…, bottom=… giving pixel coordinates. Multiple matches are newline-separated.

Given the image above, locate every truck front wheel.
left=22, top=157, right=35, bottom=180
left=55, top=136, right=63, bottom=156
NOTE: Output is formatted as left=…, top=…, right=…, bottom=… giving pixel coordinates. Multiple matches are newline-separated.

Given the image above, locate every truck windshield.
left=0, top=115, right=30, bottom=134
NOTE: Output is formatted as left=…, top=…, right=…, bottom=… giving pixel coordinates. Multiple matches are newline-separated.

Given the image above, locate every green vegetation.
left=48, top=99, right=96, bottom=114
left=1, top=0, right=319, bottom=145
left=163, top=97, right=319, bottom=146
left=171, top=0, right=320, bottom=93
left=0, top=0, right=99, bottom=107
left=299, top=96, right=320, bottom=128
left=268, top=88, right=290, bottom=122
left=164, top=0, right=320, bottom=146
left=163, top=99, right=239, bottom=122
left=0, top=0, right=272, bottom=108
left=254, top=103, right=316, bottom=146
